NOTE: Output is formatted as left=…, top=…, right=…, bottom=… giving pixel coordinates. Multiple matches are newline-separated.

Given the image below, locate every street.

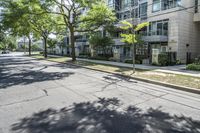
left=0, top=54, right=200, bottom=133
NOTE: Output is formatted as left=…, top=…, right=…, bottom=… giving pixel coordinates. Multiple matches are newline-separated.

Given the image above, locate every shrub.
left=88, top=56, right=109, bottom=61
left=125, top=59, right=133, bottom=64
left=124, top=59, right=141, bottom=64
left=158, top=53, right=169, bottom=66
left=176, top=60, right=182, bottom=65
left=109, top=57, right=117, bottom=62
left=78, top=53, right=90, bottom=58
left=186, top=64, right=200, bottom=71
left=152, top=62, right=159, bottom=66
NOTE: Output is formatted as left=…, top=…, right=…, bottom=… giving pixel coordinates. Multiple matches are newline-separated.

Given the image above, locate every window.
left=163, top=21, right=168, bottom=35
left=135, top=8, right=139, bottom=18
left=123, top=11, right=131, bottom=19
left=108, top=0, right=114, bottom=8
left=161, top=46, right=168, bottom=52
left=157, top=22, right=163, bottom=35
left=195, top=0, right=198, bottom=13
left=139, top=2, right=147, bottom=19
left=121, top=0, right=132, bottom=9
left=161, top=0, right=181, bottom=10
left=153, top=0, right=161, bottom=12
left=151, top=22, right=157, bottom=35
left=132, top=0, right=138, bottom=6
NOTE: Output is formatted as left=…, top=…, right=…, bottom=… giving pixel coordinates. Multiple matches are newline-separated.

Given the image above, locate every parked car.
left=2, top=50, right=10, bottom=54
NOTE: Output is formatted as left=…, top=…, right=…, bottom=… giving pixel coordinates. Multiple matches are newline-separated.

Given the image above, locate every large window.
left=153, top=0, right=161, bottom=12
left=148, top=20, right=169, bottom=36
left=153, top=0, right=181, bottom=12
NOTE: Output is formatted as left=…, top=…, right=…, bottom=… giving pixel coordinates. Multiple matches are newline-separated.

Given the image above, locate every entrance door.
left=186, top=52, right=192, bottom=64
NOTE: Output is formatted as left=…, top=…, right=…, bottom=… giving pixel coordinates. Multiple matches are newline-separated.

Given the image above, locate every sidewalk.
left=47, top=55, right=200, bottom=78
left=78, top=58, right=200, bottom=78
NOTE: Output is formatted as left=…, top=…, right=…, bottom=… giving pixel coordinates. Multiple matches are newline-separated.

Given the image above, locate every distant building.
left=17, top=38, right=43, bottom=51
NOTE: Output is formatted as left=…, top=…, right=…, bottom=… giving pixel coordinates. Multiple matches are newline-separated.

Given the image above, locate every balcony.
left=141, top=30, right=168, bottom=42
left=112, top=29, right=168, bottom=45
left=142, top=35, right=168, bottom=42
left=194, top=13, right=200, bottom=22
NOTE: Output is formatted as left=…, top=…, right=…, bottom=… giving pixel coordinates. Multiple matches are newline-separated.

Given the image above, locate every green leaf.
left=135, top=22, right=149, bottom=31
left=120, top=33, right=137, bottom=44
left=120, top=20, right=133, bottom=30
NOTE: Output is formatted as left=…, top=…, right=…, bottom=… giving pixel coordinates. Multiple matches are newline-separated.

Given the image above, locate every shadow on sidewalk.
left=11, top=98, right=200, bottom=133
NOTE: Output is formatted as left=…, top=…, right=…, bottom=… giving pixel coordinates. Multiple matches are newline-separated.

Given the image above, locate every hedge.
left=186, top=64, right=200, bottom=71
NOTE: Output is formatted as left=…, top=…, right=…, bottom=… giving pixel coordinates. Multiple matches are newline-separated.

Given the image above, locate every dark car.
left=2, top=50, right=10, bottom=54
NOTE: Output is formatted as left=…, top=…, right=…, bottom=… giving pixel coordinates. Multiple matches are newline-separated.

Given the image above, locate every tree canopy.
left=0, top=0, right=59, bottom=57
left=38, top=0, right=116, bottom=61
left=120, top=21, right=149, bottom=44
left=1, top=0, right=116, bottom=59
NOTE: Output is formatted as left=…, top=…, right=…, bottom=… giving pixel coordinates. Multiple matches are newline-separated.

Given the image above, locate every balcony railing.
left=112, top=30, right=168, bottom=44
left=140, top=30, right=168, bottom=36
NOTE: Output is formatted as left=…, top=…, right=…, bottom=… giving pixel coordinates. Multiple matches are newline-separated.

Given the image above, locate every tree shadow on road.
left=0, top=57, right=76, bottom=89
left=0, top=70, right=74, bottom=89
left=0, top=57, right=40, bottom=66
left=11, top=98, right=200, bottom=133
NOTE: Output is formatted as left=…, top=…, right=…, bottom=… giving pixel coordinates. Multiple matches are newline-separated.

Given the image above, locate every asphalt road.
left=0, top=53, right=200, bottom=133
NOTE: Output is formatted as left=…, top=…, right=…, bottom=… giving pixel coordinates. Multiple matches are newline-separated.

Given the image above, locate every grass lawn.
left=31, top=55, right=200, bottom=89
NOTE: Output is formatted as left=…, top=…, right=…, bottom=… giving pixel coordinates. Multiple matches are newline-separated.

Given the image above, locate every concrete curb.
left=73, top=64, right=200, bottom=94
left=31, top=56, right=200, bottom=95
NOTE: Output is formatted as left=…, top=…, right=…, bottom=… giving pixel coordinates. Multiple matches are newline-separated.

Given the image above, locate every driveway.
left=0, top=54, right=200, bottom=133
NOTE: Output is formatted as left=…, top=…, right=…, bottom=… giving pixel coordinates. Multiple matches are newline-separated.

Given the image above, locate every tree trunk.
left=70, top=27, right=76, bottom=61
left=28, top=36, right=31, bottom=56
left=43, top=36, right=47, bottom=58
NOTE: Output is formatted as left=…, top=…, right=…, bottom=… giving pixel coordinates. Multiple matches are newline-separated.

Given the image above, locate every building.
left=108, top=0, right=200, bottom=64
left=53, top=0, right=200, bottom=64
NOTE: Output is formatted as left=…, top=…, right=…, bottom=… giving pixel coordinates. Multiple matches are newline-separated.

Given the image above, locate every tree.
left=0, top=0, right=34, bottom=55
left=47, top=38, right=57, bottom=53
left=89, top=33, right=114, bottom=57
left=120, top=20, right=149, bottom=73
left=0, top=0, right=57, bottom=58
left=39, top=0, right=116, bottom=61
left=0, top=34, right=17, bottom=51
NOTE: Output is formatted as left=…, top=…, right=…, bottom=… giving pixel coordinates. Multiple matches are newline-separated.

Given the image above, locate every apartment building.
left=108, top=0, right=200, bottom=64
